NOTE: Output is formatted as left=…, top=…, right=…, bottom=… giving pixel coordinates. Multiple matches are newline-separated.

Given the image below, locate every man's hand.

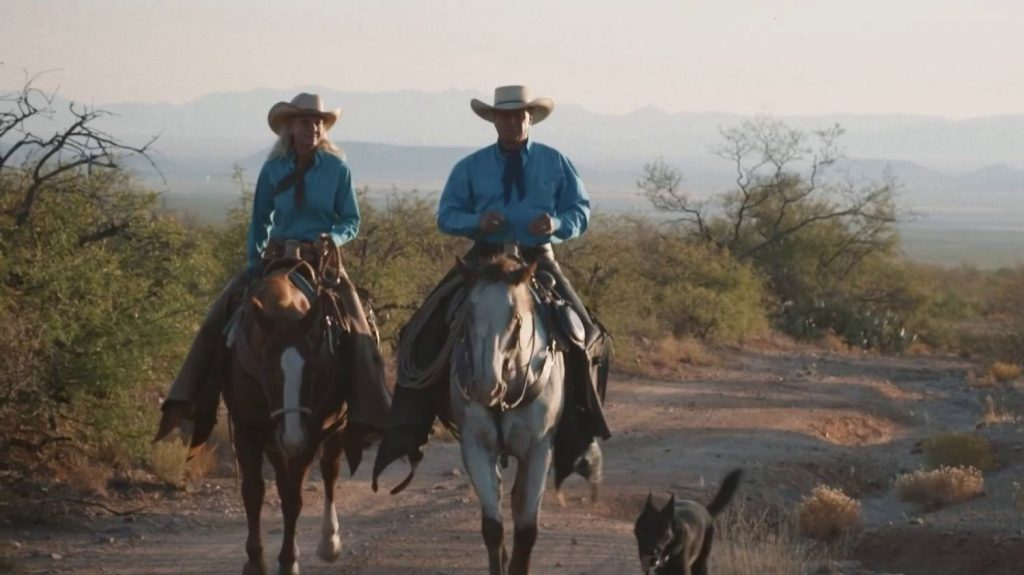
left=528, top=213, right=555, bottom=236
left=479, top=210, right=505, bottom=233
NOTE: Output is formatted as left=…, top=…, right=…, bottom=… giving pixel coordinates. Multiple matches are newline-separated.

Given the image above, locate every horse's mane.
left=476, top=254, right=535, bottom=286
left=471, top=254, right=536, bottom=314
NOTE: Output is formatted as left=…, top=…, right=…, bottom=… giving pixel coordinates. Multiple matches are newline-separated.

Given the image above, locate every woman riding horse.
left=154, top=92, right=390, bottom=451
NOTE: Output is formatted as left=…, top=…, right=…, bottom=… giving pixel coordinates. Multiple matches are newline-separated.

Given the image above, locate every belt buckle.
left=284, top=239, right=301, bottom=260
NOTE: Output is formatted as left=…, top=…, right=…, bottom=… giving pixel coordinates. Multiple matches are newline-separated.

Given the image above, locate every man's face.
left=493, top=109, right=531, bottom=149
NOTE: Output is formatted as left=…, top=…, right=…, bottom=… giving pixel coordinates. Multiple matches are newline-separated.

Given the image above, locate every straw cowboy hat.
left=267, top=93, right=342, bottom=135
left=470, top=85, right=554, bottom=124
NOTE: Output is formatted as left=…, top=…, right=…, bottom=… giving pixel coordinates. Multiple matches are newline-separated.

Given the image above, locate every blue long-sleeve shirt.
left=437, top=140, right=590, bottom=246
left=247, top=149, right=360, bottom=269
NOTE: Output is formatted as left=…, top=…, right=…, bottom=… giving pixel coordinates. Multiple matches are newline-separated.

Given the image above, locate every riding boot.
left=330, top=268, right=391, bottom=436
left=154, top=271, right=249, bottom=442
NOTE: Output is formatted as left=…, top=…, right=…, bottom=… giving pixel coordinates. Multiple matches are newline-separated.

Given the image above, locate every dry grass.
left=979, top=395, right=1019, bottom=426
left=62, top=455, right=111, bottom=496
left=186, top=444, right=219, bottom=482
left=988, top=361, right=1021, bottom=383
left=923, top=432, right=996, bottom=470
left=713, top=505, right=822, bottom=574
left=149, top=439, right=189, bottom=488
left=895, top=466, right=984, bottom=507
left=967, top=369, right=997, bottom=389
left=794, top=485, right=862, bottom=541
left=1013, top=481, right=1024, bottom=513
left=820, top=332, right=851, bottom=354
left=651, top=336, right=717, bottom=367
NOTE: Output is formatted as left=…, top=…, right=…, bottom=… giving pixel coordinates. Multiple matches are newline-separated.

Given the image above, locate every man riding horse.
left=374, top=85, right=611, bottom=490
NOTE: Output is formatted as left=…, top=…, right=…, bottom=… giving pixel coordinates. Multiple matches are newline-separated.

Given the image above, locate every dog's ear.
left=644, top=492, right=656, bottom=511
left=661, top=494, right=676, bottom=516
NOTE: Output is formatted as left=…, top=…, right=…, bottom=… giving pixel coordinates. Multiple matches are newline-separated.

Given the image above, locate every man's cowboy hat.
left=470, top=85, right=554, bottom=124
left=267, top=93, right=342, bottom=135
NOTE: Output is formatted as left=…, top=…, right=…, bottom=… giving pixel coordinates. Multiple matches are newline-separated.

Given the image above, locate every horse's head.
left=459, top=255, right=539, bottom=409
left=245, top=262, right=329, bottom=457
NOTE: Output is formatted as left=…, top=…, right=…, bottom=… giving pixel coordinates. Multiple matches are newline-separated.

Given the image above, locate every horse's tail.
left=706, top=469, right=743, bottom=517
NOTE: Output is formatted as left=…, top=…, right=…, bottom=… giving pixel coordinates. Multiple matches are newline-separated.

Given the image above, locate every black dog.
left=633, top=469, right=743, bottom=575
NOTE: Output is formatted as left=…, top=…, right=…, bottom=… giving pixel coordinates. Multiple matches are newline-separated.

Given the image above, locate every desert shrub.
left=988, top=361, right=1021, bottom=382
left=62, top=455, right=112, bottom=496
left=344, top=191, right=467, bottom=343
left=923, top=432, right=996, bottom=470
left=653, top=336, right=716, bottom=367
left=979, top=395, right=1018, bottom=426
left=149, top=439, right=189, bottom=488
left=559, top=215, right=768, bottom=351
left=794, top=485, right=862, bottom=541
left=896, top=466, right=984, bottom=506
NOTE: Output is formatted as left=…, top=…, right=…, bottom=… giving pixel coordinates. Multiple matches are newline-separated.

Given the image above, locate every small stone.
left=909, top=517, right=924, bottom=525
left=447, top=468, right=463, bottom=478
left=11, top=541, right=21, bottom=550
left=50, top=552, right=63, bottom=560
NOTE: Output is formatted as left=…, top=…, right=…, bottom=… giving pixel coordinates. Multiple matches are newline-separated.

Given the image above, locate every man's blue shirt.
left=437, top=140, right=590, bottom=246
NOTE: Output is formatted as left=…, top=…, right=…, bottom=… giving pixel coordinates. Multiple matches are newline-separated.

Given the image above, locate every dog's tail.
left=706, top=469, right=743, bottom=517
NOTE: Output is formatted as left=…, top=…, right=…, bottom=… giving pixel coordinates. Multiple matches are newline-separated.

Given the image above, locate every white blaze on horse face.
left=280, top=347, right=306, bottom=455
left=468, top=282, right=515, bottom=406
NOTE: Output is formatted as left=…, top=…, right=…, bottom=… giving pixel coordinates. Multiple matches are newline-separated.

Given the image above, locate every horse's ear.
left=455, top=256, right=475, bottom=282
left=511, top=261, right=537, bottom=285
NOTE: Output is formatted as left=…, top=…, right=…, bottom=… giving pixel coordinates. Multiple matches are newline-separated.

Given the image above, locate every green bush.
left=559, top=215, right=768, bottom=348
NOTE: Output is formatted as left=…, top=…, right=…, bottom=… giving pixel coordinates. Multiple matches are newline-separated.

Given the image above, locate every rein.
left=455, top=293, right=549, bottom=413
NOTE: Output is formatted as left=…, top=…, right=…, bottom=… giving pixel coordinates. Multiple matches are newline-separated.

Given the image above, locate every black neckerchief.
left=273, top=155, right=313, bottom=207
left=500, top=143, right=526, bottom=205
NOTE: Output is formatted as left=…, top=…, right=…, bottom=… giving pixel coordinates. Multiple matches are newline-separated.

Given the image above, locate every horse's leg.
left=267, top=451, right=311, bottom=575
left=236, top=429, right=268, bottom=575
left=316, top=432, right=343, bottom=562
left=462, top=425, right=507, bottom=575
left=508, top=440, right=553, bottom=575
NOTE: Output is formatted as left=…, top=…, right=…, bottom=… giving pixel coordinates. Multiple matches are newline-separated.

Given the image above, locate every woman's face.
left=290, top=113, right=324, bottom=154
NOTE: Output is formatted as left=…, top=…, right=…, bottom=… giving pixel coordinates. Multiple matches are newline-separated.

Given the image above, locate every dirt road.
left=4, top=347, right=1024, bottom=574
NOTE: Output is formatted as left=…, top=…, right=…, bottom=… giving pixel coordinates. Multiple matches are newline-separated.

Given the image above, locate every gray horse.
left=450, top=255, right=566, bottom=575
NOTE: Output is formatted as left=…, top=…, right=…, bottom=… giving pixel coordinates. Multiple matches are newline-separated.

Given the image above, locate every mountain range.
left=7, top=87, right=1024, bottom=227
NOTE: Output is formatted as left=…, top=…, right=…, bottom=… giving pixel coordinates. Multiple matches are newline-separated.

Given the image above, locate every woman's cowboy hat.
left=470, top=85, right=554, bottom=124
left=267, top=93, right=342, bottom=135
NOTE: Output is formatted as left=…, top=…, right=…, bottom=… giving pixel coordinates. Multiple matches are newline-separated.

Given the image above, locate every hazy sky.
left=2, top=0, right=1021, bottom=118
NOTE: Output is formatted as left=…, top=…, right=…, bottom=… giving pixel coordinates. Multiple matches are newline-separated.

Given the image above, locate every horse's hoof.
left=276, top=563, right=299, bottom=575
left=316, top=534, right=342, bottom=562
left=241, top=559, right=267, bottom=575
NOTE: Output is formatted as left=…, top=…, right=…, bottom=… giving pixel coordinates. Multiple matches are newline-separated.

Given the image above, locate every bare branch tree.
left=644, top=117, right=895, bottom=261
left=636, top=157, right=716, bottom=244
left=0, top=78, right=159, bottom=227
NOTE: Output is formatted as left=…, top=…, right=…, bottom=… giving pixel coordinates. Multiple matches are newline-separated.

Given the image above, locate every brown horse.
left=224, top=258, right=356, bottom=575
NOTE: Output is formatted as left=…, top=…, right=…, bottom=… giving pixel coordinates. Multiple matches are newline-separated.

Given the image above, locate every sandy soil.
left=3, top=346, right=1024, bottom=574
